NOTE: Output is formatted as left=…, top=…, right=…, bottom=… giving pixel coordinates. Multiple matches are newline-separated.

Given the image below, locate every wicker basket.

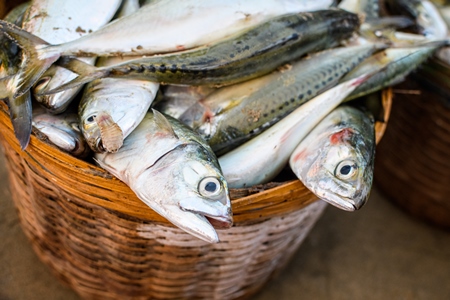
left=375, top=59, right=450, bottom=229
left=0, top=2, right=391, bottom=298
left=0, top=88, right=391, bottom=299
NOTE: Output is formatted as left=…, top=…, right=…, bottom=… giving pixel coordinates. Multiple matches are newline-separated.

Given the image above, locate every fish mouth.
left=326, top=198, right=358, bottom=211
left=319, top=192, right=368, bottom=212
left=182, top=207, right=233, bottom=229
left=205, top=215, right=233, bottom=229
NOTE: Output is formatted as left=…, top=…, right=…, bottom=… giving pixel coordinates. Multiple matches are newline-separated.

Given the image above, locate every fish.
left=46, top=9, right=361, bottom=94
left=180, top=44, right=379, bottom=155
left=154, top=85, right=216, bottom=119
left=0, top=0, right=334, bottom=98
left=0, top=2, right=32, bottom=149
left=32, top=106, right=91, bottom=158
left=23, top=0, right=122, bottom=114
left=94, top=110, right=233, bottom=243
left=78, top=0, right=159, bottom=153
left=289, top=105, right=375, bottom=211
left=218, top=75, right=371, bottom=189
left=340, top=42, right=445, bottom=101
left=385, top=0, right=448, bottom=39
left=79, top=58, right=160, bottom=153
left=338, top=0, right=380, bottom=19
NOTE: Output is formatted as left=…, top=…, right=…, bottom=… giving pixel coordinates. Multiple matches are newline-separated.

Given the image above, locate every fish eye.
left=198, top=177, right=222, bottom=197
left=86, top=115, right=97, bottom=124
left=335, top=160, right=358, bottom=180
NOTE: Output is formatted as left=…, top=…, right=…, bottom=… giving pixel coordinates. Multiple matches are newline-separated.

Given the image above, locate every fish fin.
left=40, top=57, right=107, bottom=95
left=0, top=20, right=60, bottom=98
left=214, top=96, right=247, bottom=115
left=7, top=91, right=32, bottom=150
left=151, top=109, right=178, bottom=139
left=360, top=16, right=415, bottom=46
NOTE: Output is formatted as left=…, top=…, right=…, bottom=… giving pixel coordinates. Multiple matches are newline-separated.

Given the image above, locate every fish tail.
left=39, top=57, right=108, bottom=95
left=7, top=91, right=32, bottom=150
left=0, top=20, right=60, bottom=98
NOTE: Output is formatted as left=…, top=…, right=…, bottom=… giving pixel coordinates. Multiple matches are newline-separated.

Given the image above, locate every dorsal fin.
left=152, top=109, right=178, bottom=139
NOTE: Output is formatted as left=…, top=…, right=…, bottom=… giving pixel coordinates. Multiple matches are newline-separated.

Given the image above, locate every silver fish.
left=341, top=42, right=444, bottom=100
left=289, top=106, right=375, bottom=211
left=46, top=9, right=360, bottom=94
left=23, top=0, right=122, bottom=113
left=95, top=110, right=232, bottom=243
left=218, top=75, right=371, bottom=189
left=79, top=71, right=159, bottom=153
left=180, top=44, right=379, bottom=155
left=78, top=1, right=158, bottom=153
left=338, top=0, right=380, bottom=19
left=154, top=85, right=216, bottom=119
left=32, top=107, right=90, bottom=158
left=0, top=0, right=334, bottom=98
left=386, top=0, right=448, bottom=39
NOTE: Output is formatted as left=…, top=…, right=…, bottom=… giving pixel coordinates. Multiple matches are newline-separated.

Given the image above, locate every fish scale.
left=180, top=44, right=379, bottom=155
left=49, top=9, right=361, bottom=93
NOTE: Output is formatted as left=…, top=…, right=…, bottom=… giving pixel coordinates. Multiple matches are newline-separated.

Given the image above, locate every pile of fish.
left=0, top=0, right=449, bottom=243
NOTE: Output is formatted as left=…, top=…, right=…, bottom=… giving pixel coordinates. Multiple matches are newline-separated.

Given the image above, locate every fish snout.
left=179, top=196, right=233, bottom=229
left=206, top=209, right=233, bottom=229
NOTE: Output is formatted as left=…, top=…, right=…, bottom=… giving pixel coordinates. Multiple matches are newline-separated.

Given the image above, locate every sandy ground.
left=1, top=147, right=450, bottom=300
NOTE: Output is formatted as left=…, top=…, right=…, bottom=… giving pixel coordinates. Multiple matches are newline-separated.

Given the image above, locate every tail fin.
left=39, top=57, right=108, bottom=95
left=0, top=76, right=32, bottom=149
left=8, top=91, right=32, bottom=150
left=0, top=20, right=60, bottom=98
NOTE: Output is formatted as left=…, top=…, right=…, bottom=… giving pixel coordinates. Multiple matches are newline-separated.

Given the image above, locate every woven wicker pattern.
left=2, top=135, right=327, bottom=300
left=375, top=76, right=450, bottom=229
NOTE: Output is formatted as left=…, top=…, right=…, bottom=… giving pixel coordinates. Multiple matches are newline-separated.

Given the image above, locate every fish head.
left=133, top=143, right=232, bottom=243
left=33, top=65, right=80, bottom=114
left=297, top=128, right=374, bottom=211
left=80, top=110, right=104, bottom=152
left=79, top=108, right=124, bottom=153
left=32, top=113, right=91, bottom=157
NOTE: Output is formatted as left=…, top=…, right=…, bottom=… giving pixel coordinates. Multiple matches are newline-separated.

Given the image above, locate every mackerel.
left=32, top=106, right=91, bottom=158
left=180, top=44, right=379, bottom=155
left=341, top=42, right=445, bottom=100
left=154, top=85, right=216, bottom=119
left=289, top=105, right=375, bottom=211
left=0, top=0, right=334, bottom=98
left=78, top=0, right=159, bottom=153
left=386, top=0, right=448, bottom=39
left=218, top=75, right=371, bottom=189
left=338, top=0, right=380, bottom=19
left=95, top=110, right=232, bottom=243
left=23, top=0, right=122, bottom=113
left=47, top=9, right=361, bottom=93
